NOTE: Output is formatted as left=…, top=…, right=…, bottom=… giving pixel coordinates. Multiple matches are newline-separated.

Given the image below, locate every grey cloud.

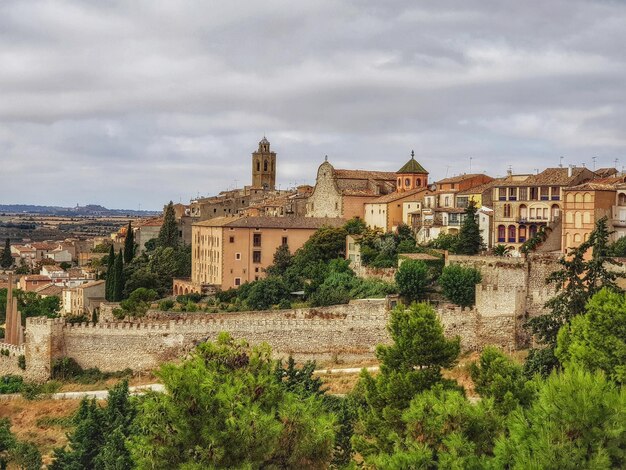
left=0, top=0, right=625, bottom=209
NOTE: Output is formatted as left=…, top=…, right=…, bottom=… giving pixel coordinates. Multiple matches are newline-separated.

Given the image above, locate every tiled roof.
left=369, top=188, right=427, bottom=204
left=457, top=178, right=502, bottom=195
left=80, top=280, right=105, bottom=289
left=525, top=167, right=589, bottom=186
left=195, top=216, right=345, bottom=229
left=30, top=242, right=57, bottom=250
left=397, top=157, right=427, bottom=174
left=24, top=275, right=52, bottom=281
left=437, top=173, right=486, bottom=185
left=595, top=168, right=618, bottom=178
left=564, top=182, right=618, bottom=192
left=35, top=284, right=63, bottom=296
left=136, top=217, right=163, bottom=227
left=334, top=169, right=397, bottom=181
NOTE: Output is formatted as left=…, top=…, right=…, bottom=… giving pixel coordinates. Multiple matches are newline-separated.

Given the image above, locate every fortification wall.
left=0, top=343, right=25, bottom=377
left=20, top=300, right=390, bottom=379
left=353, top=265, right=397, bottom=281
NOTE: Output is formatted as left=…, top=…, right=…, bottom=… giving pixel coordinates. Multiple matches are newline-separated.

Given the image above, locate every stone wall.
left=353, top=264, right=397, bottom=281
left=0, top=343, right=25, bottom=377
left=12, top=300, right=390, bottom=381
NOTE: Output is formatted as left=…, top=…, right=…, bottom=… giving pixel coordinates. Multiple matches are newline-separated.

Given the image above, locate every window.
left=416, top=178, right=421, bottom=186
left=235, top=278, right=241, bottom=286
left=255, top=267, right=259, bottom=273
left=619, top=193, right=626, bottom=206
left=405, top=178, right=411, bottom=186
left=229, top=236, right=234, bottom=243
left=282, top=236, right=288, bottom=246
left=255, top=276, right=259, bottom=281
left=540, top=187, right=549, bottom=201
left=519, top=225, right=527, bottom=243
left=508, top=225, right=517, bottom=243
left=264, top=160, right=268, bottom=171
left=397, top=178, right=401, bottom=186
left=519, top=187, right=527, bottom=201
left=498, top=188, right=506, bottom=201
left=253, top=251, right=261, bottom=263
left=504, top=204, right=511, bottom=218
left=530, top=187, right=538, bottom=200
left=519, top=204, right=527, bottom=220
left=508, top=187, right=517, bottom=201
left=235, top=253, right=241, bottom=260
left=335, top=202, right=338, bottom=210
left=497, top=225, right=506, bottom=243
left=253, top=233, right=262, bottom=247
left=551, top=187, right=560, bottom=200
left=444, top=196, right=450, bottom=207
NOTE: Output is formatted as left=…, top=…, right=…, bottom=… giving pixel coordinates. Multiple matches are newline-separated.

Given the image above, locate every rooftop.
left=437, top=173, right=486, bottom=185
left=334, top=169, right=397, bottom=181
left=457, top=178, right=502, bottom=195
left=195, top=216, right=346, bottom=230
left=369, top=187, right=428, bottom=204
left=396, top=153, right=428, bottom=174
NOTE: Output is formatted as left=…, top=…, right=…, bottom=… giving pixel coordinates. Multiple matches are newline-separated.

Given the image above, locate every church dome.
left=397, top=151, right=427, bottom=174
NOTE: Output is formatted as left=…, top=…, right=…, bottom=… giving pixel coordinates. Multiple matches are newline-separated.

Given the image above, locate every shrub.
left=0, top=375, right=24, bottom=394
left=51, top=357, right=84, bottom=381
left=176, top=292, right=202, bottom=303
left=395, top=259, right=429, bottom=302
left=438, top=265, right=482, bottom=308
left=158, top=299, right=175, bottom=311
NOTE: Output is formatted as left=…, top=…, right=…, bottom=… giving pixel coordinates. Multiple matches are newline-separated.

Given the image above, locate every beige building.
left=185, top=216, right=345, bottom=292
left=364, top=188, right=427, bottom=232
left=492, top=167, right=595, bottom=251
left=62, top=280, right=105, bottom=317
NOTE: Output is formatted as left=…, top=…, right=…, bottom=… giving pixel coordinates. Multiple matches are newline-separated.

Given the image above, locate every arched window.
left=529, top=225, right=538, bottom=238
left=551, top=204, right=560, bottom=220
left=519, top=204, right=527, bottom=220
left=263, top=160, right=268, bottom=171
left=405, top=178, right=411, bottom=187
left=574, top=233, right=582, bottom=243
left=618, top=193, right=626, bottom=206
left=508, top=225, right=516, bottom=243
left=519, top=225, right=527, bottom=242
left=575, top=212, right=582, bottom=228
left=256, top=160, right=260, bottom=171
left=397, top=178, right=401, bottom=186
left=583, top=192, right=592, bottom=203
left=583, top=212, right=591, bottom=224
left=575, top=193, right=583, bottom=203
left=504, top=204, right=511, bottom=218
left=566, top=212, right=574, bottom=223
left=566, top=193, right=575, bottom=203
left=497, top=225, right=506, bottom=242
left=416, top=178, right=421, bottom=186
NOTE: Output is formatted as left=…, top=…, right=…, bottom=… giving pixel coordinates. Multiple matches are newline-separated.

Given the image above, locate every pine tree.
left=0, top=238, right=12, bottom=269
left=456, top=201, right=482, bottom=255
left=113, top=250, right=124, bottom=302
left=123, top=222, right=134, bottom=264
left=105, top=244, right=115, bottom=301
left=157, top=201, right=179, bottom=249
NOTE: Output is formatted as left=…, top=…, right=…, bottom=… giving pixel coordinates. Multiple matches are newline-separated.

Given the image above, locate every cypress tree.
left=456, top=201, right=482, bottom=255
left=105, top=244, right=115, bottom=301
left=123, top=222, right=134, bottom=264
left=0, top=238, right=12, bottom=269
left=157, top=201, right=179, bottom=249
left=113, top=250, right=124, bottom=302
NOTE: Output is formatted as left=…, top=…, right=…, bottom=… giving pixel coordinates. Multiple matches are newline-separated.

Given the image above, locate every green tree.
left=245, top=276, right=290, bottom=310
left=456, top=202, right=482, bottom=255
left=265, top=244, right=293, bottom=277
left=123, top=222, right=134, bottom=264
left=129, top=333, right=336, bottom=469
left=105, top=244, right=115, bottom=301
left=0, top=239, right=12, bottom=269
left=0, top=418, right=16, bottom=470
left=492, top=244, right=513, bottom=257
left=609, top=235, right=626, bottom=257
left=494, top=366, right=626, bottom=469
left=556, top=288, right=626, bottom=384
left=113, top=250, right=124, bottom=302
left=469, top=347, right=535, bottom=414
left=116, top=288, right=159, bottom=318
left=11, top=441, right=42, bottom=470
left=344, top=217, right=366, bottom=235
left=526, top=217, right=624, bottom=377
left=395, top=259, right=429, bottom=302
left=353, top=303, right=461, bottom=458
left=438, top=264, right=482, bottom=308
left=428, top=232, right=459, bottom=252
left=157, top=201, right=179, bottom=249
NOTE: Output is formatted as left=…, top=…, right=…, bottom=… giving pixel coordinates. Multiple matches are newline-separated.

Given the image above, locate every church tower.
left=396, top=150, right=428, bottom=192
left=251, top=137, right=277, bottom=190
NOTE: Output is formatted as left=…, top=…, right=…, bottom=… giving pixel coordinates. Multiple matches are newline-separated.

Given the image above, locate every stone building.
left=62, top=280, right=105, bottom=317
left=364, top=188, right=427, bottom=231
left=491, top=166, right=595, bottom=252
left=306, top=159, right=397, bottom=219
left=179, top=216, right=344, bottom=293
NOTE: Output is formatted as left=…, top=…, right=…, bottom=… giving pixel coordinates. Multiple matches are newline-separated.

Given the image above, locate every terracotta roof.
left=79, top=280, right=106, bottom=289
left=30, top=242, right=57, bottom=250
left=136, top=217, right=163, bottom=227
left=35, top=284, right=63, bottom=296
left=595, top=168, right=618, bottom=178
left=397, top=157, right=428, bottom=174
left=195, top=216, right=345, bottom=229
left=334, top=169, right=397, bottom=181
left=564, top=182, right=618, bottom=192
left=457, top=178, right=502, bottom=195
left=369, top=187, right=427, bottom=204
left=24, top=275, right=52, bottom=281
left=526, top=167, right=590, bottom=186
left=437, top=173, right=486, bottom=185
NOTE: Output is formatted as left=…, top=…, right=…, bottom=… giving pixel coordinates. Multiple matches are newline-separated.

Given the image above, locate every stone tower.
left=251, top=137, right=276, bottom=190
left=396, top=150, right=429, bottom=192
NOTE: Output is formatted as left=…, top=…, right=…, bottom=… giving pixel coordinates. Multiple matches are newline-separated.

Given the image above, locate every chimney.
left=568, top=165, right=573, bottom=178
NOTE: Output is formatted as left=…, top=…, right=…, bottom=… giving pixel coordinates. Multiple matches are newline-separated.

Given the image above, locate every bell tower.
left=251, top=137, right=277, bottom=190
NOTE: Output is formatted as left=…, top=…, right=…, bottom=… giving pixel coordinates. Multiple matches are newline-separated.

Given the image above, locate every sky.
left=1, top=0, right=626, bottom=210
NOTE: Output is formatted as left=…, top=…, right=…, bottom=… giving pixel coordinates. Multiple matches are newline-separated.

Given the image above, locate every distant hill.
left=0, top=204, right=160, bottom=217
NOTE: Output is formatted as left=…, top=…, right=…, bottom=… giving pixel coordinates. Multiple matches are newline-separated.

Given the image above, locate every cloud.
left=0, top=0, right=625, bottom=209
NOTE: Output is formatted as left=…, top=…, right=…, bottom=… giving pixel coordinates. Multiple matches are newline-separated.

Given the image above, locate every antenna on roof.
left=592, top=156, right=597, bottom=171
left=614, top=158, right=619, bottom=168
left=469, top=156, right=473, bottom=172
left=534, top=169, right=539, bottom=174
left=559, top=156, right=564, bottom=168
left=325, top=155, right=328, bottom=162
left=582, top=162, right=586, bottom=168
left=445, top=165, right=450, bottom=177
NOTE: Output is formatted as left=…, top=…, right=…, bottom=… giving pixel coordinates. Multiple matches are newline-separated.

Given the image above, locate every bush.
left=158, top=299, right=175, bottom=311
left=438, top=265, right=482, bottom=308
left=349, top=278, right=398, bottom=299
left=395, top=259, right=429, bottom=302
left=51, top=357, right=83, bottom=381
left=0, top=375, right=24, bottom=394
left=21, top=380, right=61, bottom=400
left=176, top=292, right=202, bottom=303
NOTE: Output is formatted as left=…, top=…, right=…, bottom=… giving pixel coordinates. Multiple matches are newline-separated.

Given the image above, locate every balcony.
left=613, top=218, right=626, bottom=228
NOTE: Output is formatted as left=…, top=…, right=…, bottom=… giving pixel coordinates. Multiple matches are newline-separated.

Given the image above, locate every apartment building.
left=190, top=216, right=344, bottom=291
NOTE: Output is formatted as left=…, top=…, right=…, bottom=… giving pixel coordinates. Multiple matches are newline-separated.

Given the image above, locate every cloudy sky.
left=1, top=0, right=625, bottom=210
